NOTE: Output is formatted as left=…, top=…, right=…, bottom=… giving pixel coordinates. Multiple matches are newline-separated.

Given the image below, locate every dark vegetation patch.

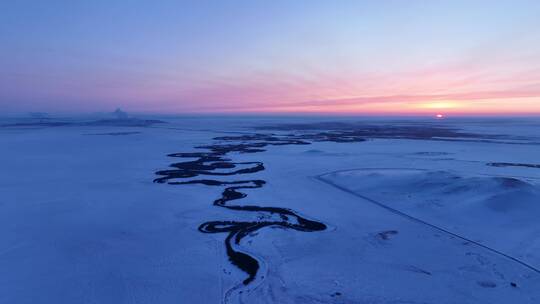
left=84, top=131, right=142, bottom=136
left=377, top=230, right=399, bottom=240
left=477, top=280, right=497, bottom=288
left=403, top=265, right=432, bottom=276
left=488, top=162, right=540, bottom=169
left=414, top=152, right=453, bottom=156
left=256, top=122, right=482, bottom=140
left=2, top=118, right=165, bottom=128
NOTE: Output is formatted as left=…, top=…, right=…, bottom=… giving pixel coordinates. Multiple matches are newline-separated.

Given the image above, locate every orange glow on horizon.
left=211, top=96, right=540, bottom=116
left=418, top=102, right=460, bottom=110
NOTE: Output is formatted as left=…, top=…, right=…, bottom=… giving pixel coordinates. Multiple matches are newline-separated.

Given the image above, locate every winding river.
left=154, top=133, right=365, bottom=285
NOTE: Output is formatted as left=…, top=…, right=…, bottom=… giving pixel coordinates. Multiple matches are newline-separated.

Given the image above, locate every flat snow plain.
left=1, top=115, right=540, bottom=303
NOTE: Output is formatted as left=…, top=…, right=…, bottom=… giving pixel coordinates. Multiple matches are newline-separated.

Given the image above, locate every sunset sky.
left=1, top=0, right=540, bottom=115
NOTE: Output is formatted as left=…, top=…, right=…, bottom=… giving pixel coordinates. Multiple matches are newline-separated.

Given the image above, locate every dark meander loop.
left=154, top=133, right=365, bottom=285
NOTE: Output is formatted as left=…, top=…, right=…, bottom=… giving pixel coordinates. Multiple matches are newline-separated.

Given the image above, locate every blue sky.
left=1, top=0, right=540, bottom=114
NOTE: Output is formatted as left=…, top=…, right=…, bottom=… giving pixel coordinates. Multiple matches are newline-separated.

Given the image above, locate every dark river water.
left=154, top=132, right=364, bottom=284
left=153, top=125, right=477, bottom=285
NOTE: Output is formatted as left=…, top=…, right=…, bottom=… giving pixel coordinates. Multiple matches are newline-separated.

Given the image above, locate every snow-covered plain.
left=2, top=115, right=540, bottom=303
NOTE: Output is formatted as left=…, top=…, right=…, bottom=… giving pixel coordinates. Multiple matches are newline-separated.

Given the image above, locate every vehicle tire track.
left=316, top=170, right=540, bottom=274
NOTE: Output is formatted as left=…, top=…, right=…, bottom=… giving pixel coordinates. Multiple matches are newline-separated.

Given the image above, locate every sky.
left=1, top=0, right=540, bottom=115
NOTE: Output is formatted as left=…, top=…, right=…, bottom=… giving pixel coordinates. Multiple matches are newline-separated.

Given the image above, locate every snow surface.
left=2, top=116, right=540, bottom=303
